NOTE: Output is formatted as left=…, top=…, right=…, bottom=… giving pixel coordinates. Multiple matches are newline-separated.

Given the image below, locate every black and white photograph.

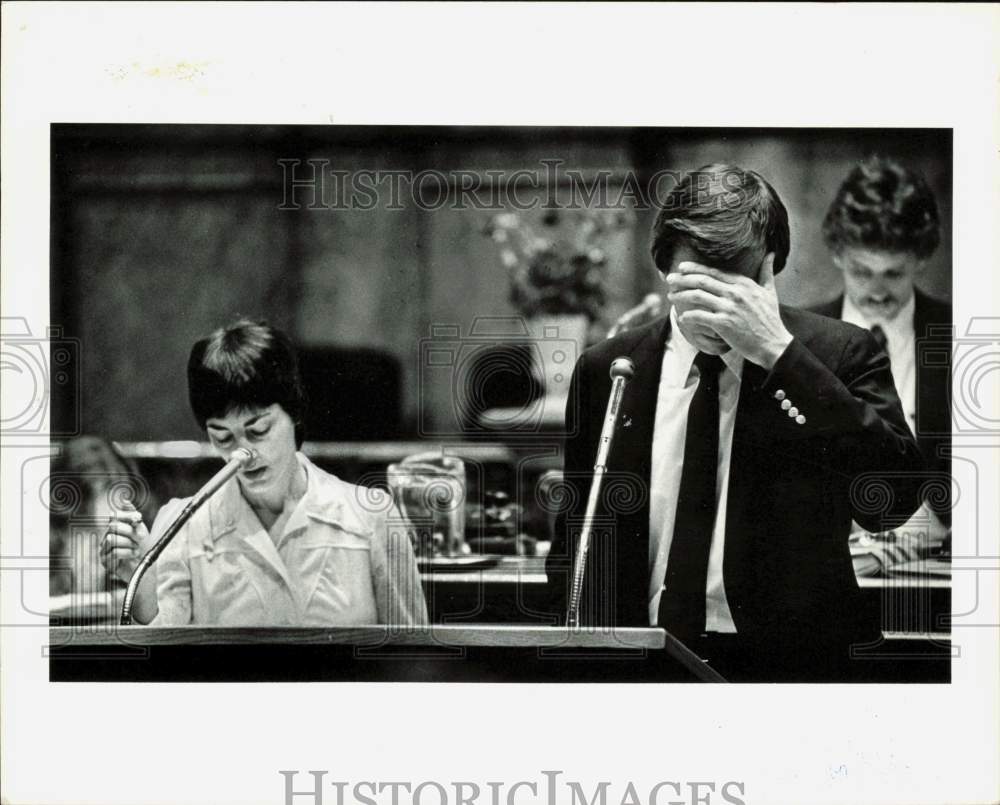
left=2, top=4, right=998, bottom=805
left=44, top=124, right=954, bottom=685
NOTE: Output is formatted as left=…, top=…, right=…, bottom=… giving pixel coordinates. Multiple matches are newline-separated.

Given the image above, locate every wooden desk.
left=417, top=559, right=951, bottom=682
left=423, top=557, right=952, bottom=636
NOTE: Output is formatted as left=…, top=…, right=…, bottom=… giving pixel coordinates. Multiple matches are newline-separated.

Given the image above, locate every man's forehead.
left=669, top=243, right=761, bottom=280
left=838, top=248, right=919, bottom=274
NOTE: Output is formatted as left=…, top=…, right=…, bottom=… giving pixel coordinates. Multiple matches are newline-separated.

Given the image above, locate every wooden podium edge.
left=48, top=624, right=667, bottom=649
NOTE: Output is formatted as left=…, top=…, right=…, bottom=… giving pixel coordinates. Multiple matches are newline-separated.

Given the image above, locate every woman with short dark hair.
left=100, top=319, right=428, bottom=627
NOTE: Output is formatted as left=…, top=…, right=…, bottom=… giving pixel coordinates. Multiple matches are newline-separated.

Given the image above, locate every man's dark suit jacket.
left=809, top=288, right=953, bottom=524
left=544, top=306, right=925, bottom=673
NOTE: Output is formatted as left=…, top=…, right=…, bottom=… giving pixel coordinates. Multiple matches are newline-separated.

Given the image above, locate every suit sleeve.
left=759, top=328, right=925, bottom=531
left=544, top=355, right=593, bottom=622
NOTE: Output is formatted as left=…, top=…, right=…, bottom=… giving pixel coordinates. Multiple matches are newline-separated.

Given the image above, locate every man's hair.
left=650, top=163, right=790, bottom=276
left=188, top=319, right=306, bottom=447
left=822, top=156, right=940, bottom=259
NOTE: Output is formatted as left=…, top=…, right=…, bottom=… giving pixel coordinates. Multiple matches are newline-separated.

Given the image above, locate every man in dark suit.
left=811, top=157, right=952, bottom=528
left=545, top=164, right=925, bottom=682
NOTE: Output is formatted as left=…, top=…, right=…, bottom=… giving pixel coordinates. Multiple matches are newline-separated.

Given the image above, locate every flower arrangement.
left=482, top=208, right=632, bottom=322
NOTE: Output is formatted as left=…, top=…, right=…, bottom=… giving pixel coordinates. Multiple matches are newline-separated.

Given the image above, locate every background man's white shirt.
left=841, top=293, right=917, bottom=438
left=840, top=292, right=946, bottom=542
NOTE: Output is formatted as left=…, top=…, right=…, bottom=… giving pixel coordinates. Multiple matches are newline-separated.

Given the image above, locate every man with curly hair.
left=812, top=157, right=952, bottom=528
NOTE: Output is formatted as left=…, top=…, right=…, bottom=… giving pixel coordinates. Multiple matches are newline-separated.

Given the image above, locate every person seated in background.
left=50, top=435, right=153, bottom=597
left=812, top=157, right=952, bottom=546
left=100, top=319, right=428, bottom=627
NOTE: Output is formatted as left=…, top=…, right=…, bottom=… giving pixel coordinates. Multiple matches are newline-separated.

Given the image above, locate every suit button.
left=781, top=399, right=792, bottom=410
left=795, top=414, right=806, bottom=425
left=775, top=390, right=786, bottom=401
left=788, top=407, right=799, bottom=417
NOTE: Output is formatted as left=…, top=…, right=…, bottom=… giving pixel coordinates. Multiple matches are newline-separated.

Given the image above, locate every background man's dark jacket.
left=809, top=288, right=952, bottom=524
left=545, top=307, right=925, bottom=675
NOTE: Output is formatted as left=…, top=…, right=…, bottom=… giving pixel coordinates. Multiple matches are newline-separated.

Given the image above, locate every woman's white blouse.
left=149, top=454, right=428, bottom=626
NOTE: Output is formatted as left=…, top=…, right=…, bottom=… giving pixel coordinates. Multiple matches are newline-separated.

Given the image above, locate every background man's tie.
left=658, top=351, right=724, bottom=641
left=870, top=324, right=889, bottom=366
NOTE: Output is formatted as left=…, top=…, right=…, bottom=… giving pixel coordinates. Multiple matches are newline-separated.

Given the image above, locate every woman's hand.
left=100, top=500, right=151, bottom=583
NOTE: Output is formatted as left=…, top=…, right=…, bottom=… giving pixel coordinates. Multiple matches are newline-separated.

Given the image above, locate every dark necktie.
left=658, top=351, right=725, bottom=641
left=870, top=324, right=889, bottom=363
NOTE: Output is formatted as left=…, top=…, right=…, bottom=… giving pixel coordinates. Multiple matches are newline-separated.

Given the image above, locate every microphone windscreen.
left=230, top=447, right=257, bottom=467
left=610, top=357, right=635, bottom=379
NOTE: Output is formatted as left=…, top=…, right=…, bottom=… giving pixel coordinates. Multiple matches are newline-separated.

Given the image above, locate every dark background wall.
left=50, top=125, right=951, bottom=442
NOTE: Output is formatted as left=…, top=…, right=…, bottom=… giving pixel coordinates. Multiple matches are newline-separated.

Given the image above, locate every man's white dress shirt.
left=841, top=293, right=917, bottom=438
left=648, top=307, right=743, bottom=631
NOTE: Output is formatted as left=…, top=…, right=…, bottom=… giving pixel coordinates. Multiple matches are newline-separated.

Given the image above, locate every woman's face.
left=205, top=404, right=300, bottom=505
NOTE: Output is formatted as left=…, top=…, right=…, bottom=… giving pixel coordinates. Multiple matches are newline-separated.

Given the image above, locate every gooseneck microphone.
left=120, top=447, right=256, bottom=625
left=566, top=357, right=635, bottom=629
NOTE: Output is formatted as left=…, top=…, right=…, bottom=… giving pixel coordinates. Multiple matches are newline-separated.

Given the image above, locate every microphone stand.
left=566, top=357, right=634, bottom=629
left=119, top=447, right=256, bottom=625
left=561, top=358, right=727, bottom=682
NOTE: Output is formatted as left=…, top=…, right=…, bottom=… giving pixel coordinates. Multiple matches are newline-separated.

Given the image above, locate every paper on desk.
left=49, top=591, right=116, bottom=620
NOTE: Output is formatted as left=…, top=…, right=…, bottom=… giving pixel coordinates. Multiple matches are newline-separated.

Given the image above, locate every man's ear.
left=758, top=252, right=777, bottom=289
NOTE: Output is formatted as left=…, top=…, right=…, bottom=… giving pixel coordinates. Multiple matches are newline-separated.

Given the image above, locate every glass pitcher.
left=386, top=453, right=467, bottom=557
